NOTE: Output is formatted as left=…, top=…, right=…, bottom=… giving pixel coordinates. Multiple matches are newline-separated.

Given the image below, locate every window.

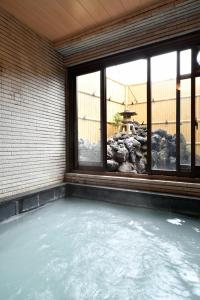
left=76, top=71, right=102, bottom=167
left=70, top=35, right=200, bottom=177
left=197, top=51, right=200, bottom=66
left=180, top=79, right=191, bottom=166
left=151, top=51, right=177, bottom=170
left=196, top=77, right=200, bottom=166
left=106, top=59, right=147, bottom=173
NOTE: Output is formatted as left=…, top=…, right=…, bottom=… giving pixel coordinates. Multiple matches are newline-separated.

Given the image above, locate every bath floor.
left=0, top=198, right=200, bottom=300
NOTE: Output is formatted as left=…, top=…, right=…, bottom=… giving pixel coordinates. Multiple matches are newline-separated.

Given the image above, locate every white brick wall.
left=0, top=8, right=66, bottom=199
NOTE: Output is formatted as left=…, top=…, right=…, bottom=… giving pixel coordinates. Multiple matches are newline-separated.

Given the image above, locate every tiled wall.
left=0, top=8, right=66, bottom=200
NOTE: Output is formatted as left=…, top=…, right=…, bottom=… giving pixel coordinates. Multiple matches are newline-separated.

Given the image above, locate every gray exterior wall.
left=0, top=8, right=66, bottom=200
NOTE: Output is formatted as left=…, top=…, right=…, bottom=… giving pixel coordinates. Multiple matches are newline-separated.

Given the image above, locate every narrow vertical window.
left=180, top=79, right=191, bottom=166
left=180, top=49, right=191, bottom=75
left=106, top=59, right=147, bottom=173
left=151, top=52, right=177, bottom=171
left=195, top=77, right=200, bottom=166
left=76, top=71, right=102, bottom=167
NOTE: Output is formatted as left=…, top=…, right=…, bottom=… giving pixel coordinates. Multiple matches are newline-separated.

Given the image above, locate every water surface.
left=0, top=198, right=200, bottom=300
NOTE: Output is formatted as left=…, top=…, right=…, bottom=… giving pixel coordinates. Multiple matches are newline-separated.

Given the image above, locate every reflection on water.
left=0, top=199, right=200, bottom=300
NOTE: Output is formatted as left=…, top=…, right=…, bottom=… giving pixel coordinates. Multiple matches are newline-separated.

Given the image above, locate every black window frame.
left=67, top=31, right=200, bottom=178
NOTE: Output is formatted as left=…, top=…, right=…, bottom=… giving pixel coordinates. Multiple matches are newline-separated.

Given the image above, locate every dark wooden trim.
left=67, top=71, right=77, bottom=171
left=101, top=68, right=107, bottom=170
left=194, top=73, right=200, bottom=176
left=191, top=48, right=196, bottom=175
left=69, top=170, right=200, bottom=183
left=147, top=57, right=151, bottom=174
left=74, top=166, right=104, bottom=172
left=72, top=74, right=78, bottom=170
left=65, top=69, right=69, bottom=172
left=68, top=31, right=200, bottom=75
left=176, top=50, right=180, bottom=172
left=67, top=31, right=200, bottom=178
left=180, top=73, right=192, bottom=80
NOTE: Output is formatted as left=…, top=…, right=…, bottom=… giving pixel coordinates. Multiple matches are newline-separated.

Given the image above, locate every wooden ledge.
left=65, top=173, right=200, bottom=198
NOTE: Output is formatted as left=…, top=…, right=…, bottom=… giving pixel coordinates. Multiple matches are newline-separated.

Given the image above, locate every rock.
left=124, top=137, right=141, bottom=150
left=136, top=158, right=146, bottom=173
left=137, top=127, right=146, bottom=136
left=166, top=134, right=173, bottom=141
left=169, top=156, right=176, bottom=169
left=151, top=140, right=159, bottom=151
left=113, top=132, right=122, bottom=141
left=153, top=129, right=167, bottom=138
left=107, top=145, right=113, bottom=159
left=107, top=137, right=114, bottom=145
left=107, top=160, right=119, bottom=171
left=141, top=144, right=147, bottom=151
left=168, top=141, right=176, bottom=156
left=136, top=150, right=143, bottom=158
left=151, top=150, right=158, bottom=167
left=118, top=139, right=124, bottom=144
left=158, top=149, right=169, bottom=168
left=118, top=162, right=133, bottom=172
left=114, top=146, right=129, bottom=163
left=110, top=142, right=119, bottom=151
left=160, top=138, right=167, bottom=149
left=130, top=169, right=137, bottom=174
left=152, top=133, right=162, bottom=143
left=142, top=157, right=147, bottom=166
left=106, top=122, right=191, bottom=173
left=121, top=133, right=129, bottom=139
left=135, top=136, right=147, bottom=145
left=130, top=151, right=136, bottom=163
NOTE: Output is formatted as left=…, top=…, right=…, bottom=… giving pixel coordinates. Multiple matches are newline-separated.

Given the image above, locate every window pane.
left=180, top=79, right=191, bottom=166
left=180, top=49, right=191, bottom=75
left=197, top=51, right=200, bottom=66
left=77, top=71, right=102, bottom=167
left=106, top=59, right=147, bottom=173
left=196, top=77, right=200, bottom=166
left=151, top=51, right=177, bottom=170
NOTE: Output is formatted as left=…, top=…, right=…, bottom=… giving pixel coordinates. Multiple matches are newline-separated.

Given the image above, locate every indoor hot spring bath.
left=0, top=197, right=200, bottom=300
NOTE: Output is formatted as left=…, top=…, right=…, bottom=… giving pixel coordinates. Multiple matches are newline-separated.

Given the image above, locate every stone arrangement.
left=107, top=121, right=147, bottom=173
left=79, top=121, right=192, bottom=172
left=107, top=122, right=191, bottom=173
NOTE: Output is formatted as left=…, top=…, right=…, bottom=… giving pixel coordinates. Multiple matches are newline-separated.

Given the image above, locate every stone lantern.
left=119, top=110, right=137, bottom=134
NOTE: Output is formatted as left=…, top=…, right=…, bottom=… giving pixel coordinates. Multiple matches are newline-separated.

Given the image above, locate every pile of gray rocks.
left=78, top=121, right=191, bottom=172
left=107, top=122, right=190, bottom=173
left=107, top=121, right=147, bottom=173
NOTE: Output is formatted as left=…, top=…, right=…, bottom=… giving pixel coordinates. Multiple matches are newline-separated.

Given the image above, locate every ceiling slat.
left=0, top=0, right=172, bottom=41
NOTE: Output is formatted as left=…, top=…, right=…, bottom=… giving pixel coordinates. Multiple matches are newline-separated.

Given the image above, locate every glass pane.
left=197, top=51, right=200, bottom=66
left=180, top=79, right=191, bottom=166
left=196, top=77, right=200, bottom=166
left=77, top=71, right=102, bottom=167
left=106, top=59, right=147, bottom=173
left=180, top=49, right=191, bottom=75
left=151, top=51, right=177, bottom=170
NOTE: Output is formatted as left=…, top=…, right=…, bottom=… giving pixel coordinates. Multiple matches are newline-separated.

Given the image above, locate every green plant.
left=113, top=112, right=123, bottom=128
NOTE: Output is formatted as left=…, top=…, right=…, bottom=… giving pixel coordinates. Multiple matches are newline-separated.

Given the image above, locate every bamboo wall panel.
left=0, top=8, right=65, bottom=200
left=56, top=0, right=200, bottom=66
left=77, top=77, right=124, bottom=142
left=107, top=78, right=125, bottom=103
left=78, top=76, right=200, bottom=155
left=78, top=119, right=101, bottom=144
